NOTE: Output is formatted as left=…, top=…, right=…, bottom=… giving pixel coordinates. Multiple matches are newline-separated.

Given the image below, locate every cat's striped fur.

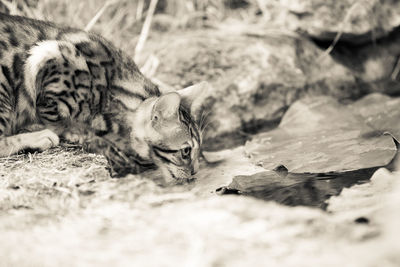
left=0, top=13, right=207, bottom=180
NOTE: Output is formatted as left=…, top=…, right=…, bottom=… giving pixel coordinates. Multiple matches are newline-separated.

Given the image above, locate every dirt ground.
left=1, top=146, right=400, bottom=267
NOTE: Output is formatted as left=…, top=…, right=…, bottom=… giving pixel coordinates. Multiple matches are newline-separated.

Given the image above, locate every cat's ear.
left=178, top=81, right=212, bottom=120
left=151, top=92, right=181, bottom=121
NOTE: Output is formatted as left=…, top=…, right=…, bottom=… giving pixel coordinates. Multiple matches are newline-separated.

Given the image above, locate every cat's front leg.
left=0, top=129, right=59, bottom=157
left=60, top=125, right=94, bottom=146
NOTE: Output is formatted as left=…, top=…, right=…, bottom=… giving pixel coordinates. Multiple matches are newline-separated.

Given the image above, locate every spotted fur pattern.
left=0, top=13, right=205, bottom=180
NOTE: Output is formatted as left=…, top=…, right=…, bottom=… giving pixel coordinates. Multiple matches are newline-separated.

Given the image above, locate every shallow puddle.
left=216, top=167, right=378, bottom=209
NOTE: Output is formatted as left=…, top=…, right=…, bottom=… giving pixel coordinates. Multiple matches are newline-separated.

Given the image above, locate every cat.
left=0, top=13, right=209, bottom=180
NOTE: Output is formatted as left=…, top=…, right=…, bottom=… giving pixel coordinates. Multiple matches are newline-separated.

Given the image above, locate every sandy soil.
left=1, top=146, right=399, bottom=267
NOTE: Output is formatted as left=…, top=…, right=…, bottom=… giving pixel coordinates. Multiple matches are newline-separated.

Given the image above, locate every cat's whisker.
left=200, top=119, right=215, bottom=136
left=198, top=109, right=213, bottom=133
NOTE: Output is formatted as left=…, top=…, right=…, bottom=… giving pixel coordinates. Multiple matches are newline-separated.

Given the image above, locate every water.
left=216, top=167, right=378, bottom=209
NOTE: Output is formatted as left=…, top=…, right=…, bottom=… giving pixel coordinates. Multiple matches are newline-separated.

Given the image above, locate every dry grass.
left=0, top=145, right=195, bottom=239
left=1, top=148, right=108, bottom=225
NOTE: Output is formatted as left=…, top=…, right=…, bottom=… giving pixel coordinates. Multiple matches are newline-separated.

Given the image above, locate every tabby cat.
left=0, top=13, right=208, bottom=180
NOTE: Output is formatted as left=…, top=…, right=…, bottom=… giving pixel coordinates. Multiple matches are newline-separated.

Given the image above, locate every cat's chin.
left=109, top=166, right=196, bottom=187
left=158, top=165, right=176, bottom=183
left=107, top=161, right=156, bottom=178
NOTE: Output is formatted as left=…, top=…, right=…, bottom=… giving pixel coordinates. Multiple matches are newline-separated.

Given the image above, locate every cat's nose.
left=191, top=161, right=199, bottom=175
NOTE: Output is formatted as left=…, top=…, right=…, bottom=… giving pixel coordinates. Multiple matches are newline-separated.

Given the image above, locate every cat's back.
left=0, top=13, right=63, bottom=67
left=0, top=12, right=61, bottom=44
left=0, top=12, right=56, bottom=27
left=0, top=13, right=131, bottom=69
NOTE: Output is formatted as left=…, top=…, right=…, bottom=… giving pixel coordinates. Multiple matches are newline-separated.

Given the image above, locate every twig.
left=19, top=0, right=38, bottom=19
left=318, top=0, right=367, bottom=61
left=0, top=0, right=20, bottom=15
left=140, top=54, right=160, bottom=78
left=151, top=77, right=176, bottom=93
left=391, top=56, right=400, bottom=81
left=134, top=0, right=159, bottom=62
left=136, top=0, right=144, bottom=20
left=85, top=0, right=117, bottom=32
left=244, top=27, right=302, bottom=39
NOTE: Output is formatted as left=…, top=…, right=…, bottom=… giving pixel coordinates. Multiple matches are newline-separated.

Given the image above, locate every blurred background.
left=1, top=0, right=399, bottom=147
left=0, top=0, right=258, bottom=58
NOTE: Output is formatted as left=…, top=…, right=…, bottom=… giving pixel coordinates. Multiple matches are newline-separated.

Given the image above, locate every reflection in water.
left=216, top=167, right=378, bottom=209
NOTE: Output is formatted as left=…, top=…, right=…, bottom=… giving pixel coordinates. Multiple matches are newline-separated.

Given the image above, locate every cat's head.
left=128, top=82, right=210, bottom=180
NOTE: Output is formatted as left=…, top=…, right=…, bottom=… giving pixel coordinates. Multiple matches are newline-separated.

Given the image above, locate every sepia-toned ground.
left=1, top=146, right=400, bottom=267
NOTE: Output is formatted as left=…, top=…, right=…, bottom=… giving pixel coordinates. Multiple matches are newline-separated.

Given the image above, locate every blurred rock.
left=327, top=29, right=400, bottom=95
left=244, top=96, right=397, bottom=173
left=258, top=0, right=400, bottom=44
left=144, top=30, right=383, bottom=146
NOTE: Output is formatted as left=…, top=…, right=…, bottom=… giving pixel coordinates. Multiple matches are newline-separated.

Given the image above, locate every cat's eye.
left=181, top=146, right=191, bottom=159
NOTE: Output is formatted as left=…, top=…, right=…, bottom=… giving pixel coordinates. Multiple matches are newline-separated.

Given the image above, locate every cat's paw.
left=62, top=130, right=86, bottom=145
left=27, top=129, right=60, bottom=151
